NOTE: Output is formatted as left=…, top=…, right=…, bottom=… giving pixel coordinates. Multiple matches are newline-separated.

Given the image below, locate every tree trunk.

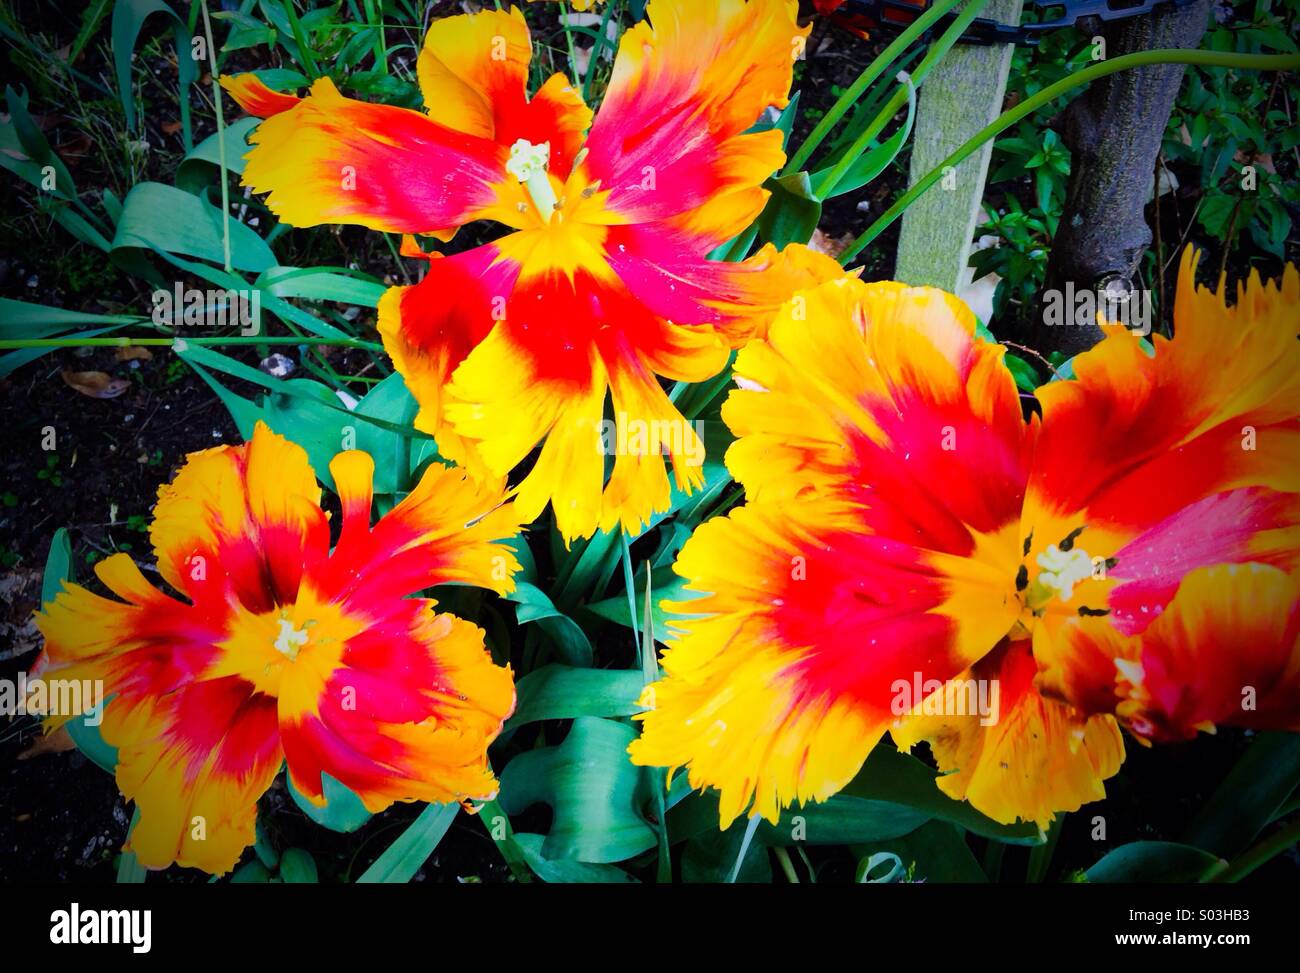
left=1020, top=0, right=1211, bottom=357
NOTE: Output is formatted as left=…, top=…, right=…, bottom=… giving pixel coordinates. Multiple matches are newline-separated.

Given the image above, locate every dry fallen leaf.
left=807, top=227, right=855, bottom=260
left=19, top=725, right=77, bottom=760
left=114, top=346, right=153, bottom=362
left=61, top=369, right=130, bottom=399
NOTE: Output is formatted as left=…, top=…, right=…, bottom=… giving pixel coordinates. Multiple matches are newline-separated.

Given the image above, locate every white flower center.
left=273, top=617, right=310, bottom=660
left=506, top=139, right=558, bottom=220
left=1034, top=543, right=1094, bottom=603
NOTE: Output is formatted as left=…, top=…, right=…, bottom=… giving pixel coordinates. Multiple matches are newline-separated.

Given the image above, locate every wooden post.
left=894, top=0, right=1024, bottom=294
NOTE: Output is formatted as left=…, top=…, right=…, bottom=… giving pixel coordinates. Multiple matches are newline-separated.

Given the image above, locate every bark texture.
left=1022, top=0, right=1212, bottom=356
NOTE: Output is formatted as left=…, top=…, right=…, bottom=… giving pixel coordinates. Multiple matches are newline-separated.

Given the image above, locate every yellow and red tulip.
left=34, top=423, right=522, bottom=873
left=630, top=250, right=1300, bottom=829
left=220, top=0, right=845, bottom=543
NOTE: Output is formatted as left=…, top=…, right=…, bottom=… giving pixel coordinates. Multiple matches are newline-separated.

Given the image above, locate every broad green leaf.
left=505, top=664, right=644, bottom=730
left=356, top=803, right=459, bottom=883
left=756, top=170, right=821, bottom=250
left=761, top=795, right=930, bottom=846
left=176, top=117, right=259, bottom=193
left=261, top=378, right=353, bottom=491
left=839, top=745, right=1042, bottom=844
left=255, top=265, right=387, bottom=307
left=513, top=834, right=640, bottom=883
left=682, top=820, right=771, bottom=883
left=254, top=820, right=279, bottom=869
left=231, top=860, right=273, bottom=883
left=111, top=182, right=276, bottom=273
left=855, top=821, right=987, bottom=882
left=505, top=582, right=594, bottom=668
left=583, top=564, right=704, bottom=633
left=353, top=372, right=420, bottom=495
left=1004, top=352, right=1039, bottom=392
left=1182, top=733, right=1300, bottom=858
left=1086, top=842, right=1225, bottom=883
left=279, top=848, right=319, bottom=883
left=499, top=717, right=657, bottom=864
left=289, top=772, right=373, bottom=834
left=112, top=0, right=197, bottom=137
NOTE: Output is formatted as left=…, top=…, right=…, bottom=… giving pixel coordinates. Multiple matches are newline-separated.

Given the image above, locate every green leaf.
left=1182, top=733, right=1300, bottom=859
left=0, top=300, right=141, bottom=340
left=1003, top=352, right=1039, bottom=392
left=856, top=851, right=905, bottom=883
left=513, top=834, right=640, bottom=883
left=855, top=821, right=987, bottom=882
left=176, top=117, right=259, bottom=193
left=111, top=0, right=197, bottom=136
left=230, top=860, right=273, bottom=883
left=279, top=848, right=319, bottom=883
left=38, top=529, right=119, bottom=774
left=254, top=820, right=279, bottom=869
left=261, top=378, right=353, bottom=491
left=65, top=714, right=119, bottom=775
left=176, top=344, right=429, bottom=449
left=682, top=820, right=771, bottom=883
left=5, top=87, right=78, bottom=206
left=844, top=745, right=1042, bottom=844
left=289, top=772, right=373, bottom=834
left=356, top=803, right=459, bottom=883
left=583, top=564, right=704, bottom=633
left=499, top=717, right=657, bottom=864
left=212, top=10, right=277, bottom=52
left=1086, top=842, right=1225, bottom=883
left=504, top=582, right=594, bottom=668
left=811, top=78, right=916, bottom=200
left=40, top=527, right=72, bottom=605
left=760, top=795, right=930, bottom=846
left=756, top=171, right=821, bottom=249
left=111, top=182, right=276, bottom=273
left=70, top=0, right=114, bottom=64
left=116, top=809, right=147, bottom=883
left=255, top=265, right=387, bottom=307
left=505, top=664, right=644, bottom=731
left=352, top=372, right=420, bottom=495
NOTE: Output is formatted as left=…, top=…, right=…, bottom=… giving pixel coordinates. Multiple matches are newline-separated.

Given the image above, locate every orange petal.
left=149, top=421, right=327, bottom=608
left=892, top=641, right=1125, bottom=829
left=240, top=76, right=508, bottom=233
left=219, top=73, right=301, bottom=118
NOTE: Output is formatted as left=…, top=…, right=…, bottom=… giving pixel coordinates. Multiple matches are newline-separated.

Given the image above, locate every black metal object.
left=831, top=0, right=1202, bottom=46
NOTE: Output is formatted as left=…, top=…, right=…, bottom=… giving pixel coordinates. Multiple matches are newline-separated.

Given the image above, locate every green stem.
left=0, top=335, right=386, bottom=351
left=1210, top=815, right=1300, bottom=883
left=783, top=0, right=969, bottom=177
left=281, top=0, right=320, bottom=79
left=363, top=0, right=387, bottom=75
left=813, top=0, right=987, bottom=199
left=773, top=846, right=800, bottom=884
left=620, top=533, right=641, bottom=648
left=1026, top=814, right=1064, bottom=883
left=839, top=49, right=1300, bottom=266
left=582, top=0, right=618, bottom=103
left=476, top=797, right=532, bottom=884
left=200, top=0, right=232, bottom=274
